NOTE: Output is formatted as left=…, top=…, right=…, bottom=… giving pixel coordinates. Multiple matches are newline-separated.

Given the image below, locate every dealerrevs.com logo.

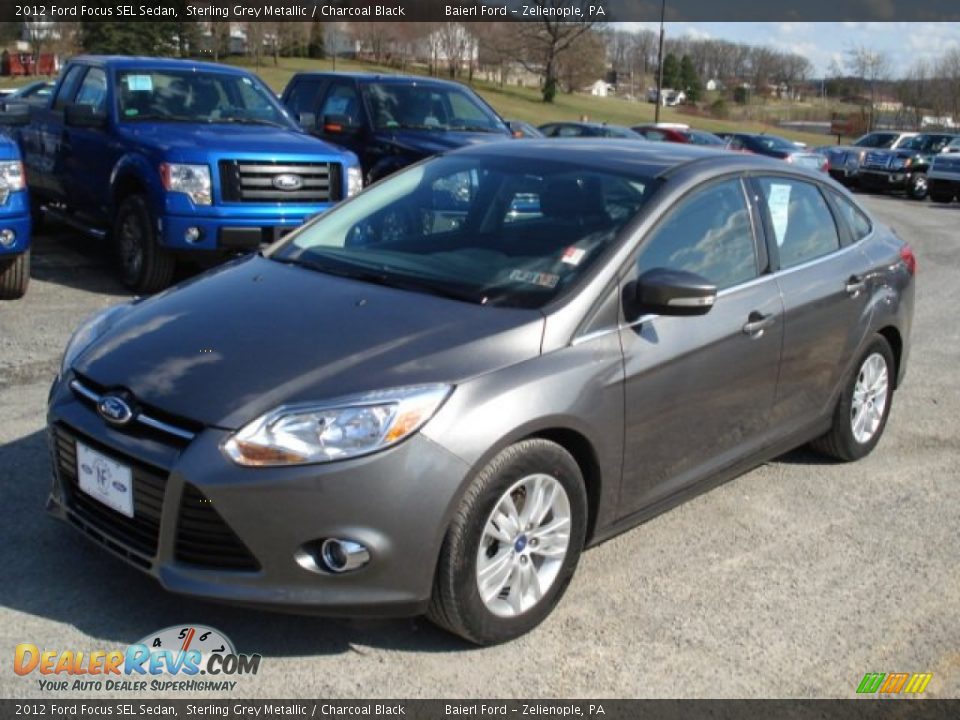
left=14, top=625, right=261, bottom=692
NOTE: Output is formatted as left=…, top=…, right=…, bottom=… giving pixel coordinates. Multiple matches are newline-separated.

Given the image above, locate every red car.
left=633, top=124, right=727, bottom=147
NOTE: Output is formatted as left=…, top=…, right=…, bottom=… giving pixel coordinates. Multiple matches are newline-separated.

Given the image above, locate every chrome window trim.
left=68, top=379, right=196, bottom=442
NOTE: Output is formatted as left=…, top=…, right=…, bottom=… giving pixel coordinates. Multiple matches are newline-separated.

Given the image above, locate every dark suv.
left=281, top=73, right=512, bottom=184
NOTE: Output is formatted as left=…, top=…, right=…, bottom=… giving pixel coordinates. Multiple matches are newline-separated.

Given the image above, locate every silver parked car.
left=48, top=141, right=915, bottom=644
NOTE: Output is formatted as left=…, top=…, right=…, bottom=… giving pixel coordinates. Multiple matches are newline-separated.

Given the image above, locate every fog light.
left=320, top=538, right=370, bottom=573
left=0, top=229, right=14, bottom=247
left=184, top=227, right=202, bottom=244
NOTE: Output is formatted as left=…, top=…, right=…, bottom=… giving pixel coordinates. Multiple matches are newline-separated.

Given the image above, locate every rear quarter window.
left=831, top=192, right=872, bottom=241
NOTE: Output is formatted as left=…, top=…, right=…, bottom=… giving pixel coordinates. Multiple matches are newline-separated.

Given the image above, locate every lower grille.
left=53, top=425, right=165, bottom=558
left=175, top=485, right=260, bottom=571
left=219, top=160, right=342, bottom=203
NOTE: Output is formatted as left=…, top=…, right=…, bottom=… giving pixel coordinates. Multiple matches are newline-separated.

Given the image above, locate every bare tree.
left=509, top=0, right=600, bottom=102
left=434, top=23, right=475, bottom=79
left=556, top=29, right=606, bottom=93
left=846, top=45, right=890, bottom=130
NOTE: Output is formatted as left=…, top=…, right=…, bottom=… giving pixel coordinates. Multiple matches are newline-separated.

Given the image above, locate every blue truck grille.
left=862, top=152, right=891, bottom=170
left=219, top=160, right=342, bottom=203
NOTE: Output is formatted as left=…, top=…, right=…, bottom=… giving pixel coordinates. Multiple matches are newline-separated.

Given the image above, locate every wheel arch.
left=877, top=325, right=903, bottom=389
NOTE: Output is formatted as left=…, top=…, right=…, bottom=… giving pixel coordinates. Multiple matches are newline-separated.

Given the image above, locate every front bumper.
left=46, top=375, right=471, bottom=616
left=858, top=169, right=911, bottom=191
left=828, top=167, right=859, bottom=183
left=0, top=190, right=31, bottom=255
left=157, top=201, right=331, bottom=253
left=928, top=174, right=960, bottom=197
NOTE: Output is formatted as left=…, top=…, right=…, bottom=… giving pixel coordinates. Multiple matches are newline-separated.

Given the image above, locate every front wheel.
left=907, top=173, right=928, bottom=200
left=811, top=336, right=895, bottom=462
left=0, top=249, right=29, bottom=299
left=113, top=195, right=175, bottom=293
left=428, top=439, right=588, bottom=645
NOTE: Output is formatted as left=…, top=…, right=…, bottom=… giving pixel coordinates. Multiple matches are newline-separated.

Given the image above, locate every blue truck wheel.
left=0, top=248, right=29, bottom=299
left=114, top=195, right=175, bottom=293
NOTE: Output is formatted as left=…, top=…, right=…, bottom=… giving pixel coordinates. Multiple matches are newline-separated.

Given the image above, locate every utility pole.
left=654, top=0, right=666, bottom=123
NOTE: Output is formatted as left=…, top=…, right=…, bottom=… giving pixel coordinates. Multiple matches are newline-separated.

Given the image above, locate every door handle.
left=742, top=311, right=775, bottom=336
left=846, top=275, right=866, bottom=296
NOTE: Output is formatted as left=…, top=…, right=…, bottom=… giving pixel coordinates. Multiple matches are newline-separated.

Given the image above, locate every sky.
left=615, top=22, right=960, bottom=77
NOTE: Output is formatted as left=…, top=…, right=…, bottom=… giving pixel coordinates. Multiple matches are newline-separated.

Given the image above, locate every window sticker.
left=509, top=269, right=559, bottom=288
left=767, top=183, right=792, bottom=247
left=561, top=247, right=586, bottom=266
left=125, top=75, right=153, bottom=92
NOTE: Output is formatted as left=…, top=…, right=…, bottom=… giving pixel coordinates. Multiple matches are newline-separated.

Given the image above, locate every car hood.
left=73, top=255, right=544, bottom=429
left=375, top=129, right=511, bottom=157
left=116, top=122, right=347, bottom=159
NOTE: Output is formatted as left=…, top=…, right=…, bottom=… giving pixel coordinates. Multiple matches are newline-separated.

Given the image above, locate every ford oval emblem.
left=273, top=173, right=303, bottom=191
left=97, top=395, right=134, bottom=426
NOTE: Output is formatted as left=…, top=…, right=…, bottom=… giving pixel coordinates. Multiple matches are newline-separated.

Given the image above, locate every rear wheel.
left=907, top=173, right=928, bottom=200
left=113, top=195, right=175, bottom=293
left=0, top=249, right=29, bottom=299
left=428, top=439, right=588, bottom=645
left=811, top=336, right=895, bottom=462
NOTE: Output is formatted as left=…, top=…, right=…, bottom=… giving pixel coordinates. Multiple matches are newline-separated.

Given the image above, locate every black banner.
left=3, top=0, right=960, bottom=23
left=2, top=700, right=960, bottom=720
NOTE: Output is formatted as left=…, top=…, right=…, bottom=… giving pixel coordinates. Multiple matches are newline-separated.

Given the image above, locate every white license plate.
left=76, top=442, right=134, bottom=519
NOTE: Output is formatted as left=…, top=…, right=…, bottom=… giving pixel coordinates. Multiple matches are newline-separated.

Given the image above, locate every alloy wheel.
left=850, top=352, right=889, bottom=444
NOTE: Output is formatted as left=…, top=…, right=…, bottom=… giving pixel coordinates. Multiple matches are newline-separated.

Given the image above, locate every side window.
left=830, top=192, right=872, bottom=241
left=285, top=79, right=325, bottom=118
left=556, top=125, right=584, bottom=137
left=643, top=130, right=666, bottom=141
left=318, top=82, right=361, bottom=126
left=757, top=177, right=841, bottom=269
left=73, top=68, right=108, bottom=114
left=539, top=125, right=558, bottom=137
left=637, top=179, right=758, bottom=290
left=52, top=65, right=86, bottom=111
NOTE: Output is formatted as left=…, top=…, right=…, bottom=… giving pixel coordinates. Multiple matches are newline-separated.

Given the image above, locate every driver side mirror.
left=630, top=268, right=717, bottom=317
left=64, top=103, right=107, bottom=129
left=0, top=102, right=30, bottom=126
left=322, top=114, right=361, bottom=137
left=297, top=112, right=316, bottom=131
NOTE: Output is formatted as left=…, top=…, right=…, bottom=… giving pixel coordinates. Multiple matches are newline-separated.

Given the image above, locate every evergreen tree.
left=80, top=22, right=180, bottom=56
left=661, top=53, right=680, bottom=90
left=680, top=54, right=702, bottom=102
left=308, top=23, right=326, bottom=59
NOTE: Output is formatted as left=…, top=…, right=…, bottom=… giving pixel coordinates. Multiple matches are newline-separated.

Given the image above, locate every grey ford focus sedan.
left=47, top=140, right=915, bottom=644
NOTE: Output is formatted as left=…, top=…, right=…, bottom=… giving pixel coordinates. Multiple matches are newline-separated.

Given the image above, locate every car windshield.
left=363, top=82, right=506, bottom=133
left=270, top=155, right=653, bottom=309
left=754, top=135, right=797, bottom=151
left=684, top=130, right=725, bottom=146
left=116, top=69, right=291, bottom=126
left=854, top=133, right=896, bottom=148
left=901, top=134, right=955, bottom=153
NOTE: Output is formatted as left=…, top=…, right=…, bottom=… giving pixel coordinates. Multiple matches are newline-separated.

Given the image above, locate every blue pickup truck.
left=1, top=56, right=361, bottom=292
left=0, top=130, right=30, bottom=298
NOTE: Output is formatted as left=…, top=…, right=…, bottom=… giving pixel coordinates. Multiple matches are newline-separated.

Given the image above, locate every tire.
left=810, top=335, right=895, bottom=462
left=907, top=173, right=928, bottom=200
left=929, top=191, right=954, bottom=204
left=113, top=194, right=175, bottom=293
left=428, top=439, right=588, bottom=645
left=29, top=197, right=44, bottom=234
left=0, top=249, right=29, bottom=299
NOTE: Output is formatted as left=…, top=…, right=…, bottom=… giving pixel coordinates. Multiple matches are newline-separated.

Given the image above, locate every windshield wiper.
left=451, top=125, right=502, bottom=133
left=269, top=254, right=488, bottom=305
left=211, top=117, right=286, bottom=128
left=382, top=123, right=449, bottom=131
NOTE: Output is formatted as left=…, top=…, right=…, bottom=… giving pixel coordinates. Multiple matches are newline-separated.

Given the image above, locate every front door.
left=618, top=177, right=784, bottom=515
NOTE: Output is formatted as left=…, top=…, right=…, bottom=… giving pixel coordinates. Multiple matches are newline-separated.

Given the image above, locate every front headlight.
left=160, top=163, right=212, bottom=205
left=0, top=160, right=25, bottom=204
left=222, top=384, right=452, bottom=466
left=60, top=304, right=129, bottom=377
left=346, top=165, right=363, bottom=198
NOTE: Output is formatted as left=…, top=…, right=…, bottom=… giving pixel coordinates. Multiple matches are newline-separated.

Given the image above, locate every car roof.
left=70, top=56, right=253, bottom=76
left=449, top=138, right=822, bottom=179
left=290, top=71, right=470, bottom=89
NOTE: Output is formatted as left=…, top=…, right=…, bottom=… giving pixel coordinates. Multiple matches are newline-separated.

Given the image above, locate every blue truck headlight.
left=0, top=161, right=25, bottom=205
left=160, top=163, right=212, bottom=205
left=347, top=166, right=363, bottom=198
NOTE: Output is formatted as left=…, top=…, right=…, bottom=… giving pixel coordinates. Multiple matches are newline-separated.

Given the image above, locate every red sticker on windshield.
left=561, top=247, right=586, bottom=266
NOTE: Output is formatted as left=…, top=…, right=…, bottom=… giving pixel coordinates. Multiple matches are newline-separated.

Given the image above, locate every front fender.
left=109, top=152, right=164, bottom=216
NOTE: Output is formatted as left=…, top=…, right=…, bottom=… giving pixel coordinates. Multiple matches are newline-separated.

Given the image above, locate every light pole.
left=654, top=0, right=666, bottom=123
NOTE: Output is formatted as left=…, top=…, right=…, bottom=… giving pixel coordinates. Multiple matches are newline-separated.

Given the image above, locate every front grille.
left=175, top=485, right=260, bottom=571
left=863, top=152, right=891, bottom=169
left=219, top=160, right=342, bottom=203
left=53, top=425, right=166, bottom=558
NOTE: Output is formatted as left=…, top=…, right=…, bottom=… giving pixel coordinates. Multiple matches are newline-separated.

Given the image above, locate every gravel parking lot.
left=1, top=194, right=957, bottom=699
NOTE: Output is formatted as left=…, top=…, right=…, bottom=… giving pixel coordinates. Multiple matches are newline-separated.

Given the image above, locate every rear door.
left=25, top=63, right=86, bottom=198
left=618, top=176, right=784, bottom=515
left=62, top=66, right=113, bottom=223
left=751, top=175, right=872, bottom=434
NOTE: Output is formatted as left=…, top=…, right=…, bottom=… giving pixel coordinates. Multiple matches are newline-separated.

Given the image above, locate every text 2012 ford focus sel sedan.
left=47, top=140, right=915, bottom=645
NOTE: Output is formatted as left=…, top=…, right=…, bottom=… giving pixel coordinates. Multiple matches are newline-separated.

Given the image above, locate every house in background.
left=588, top=79, right=614, bottom=97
